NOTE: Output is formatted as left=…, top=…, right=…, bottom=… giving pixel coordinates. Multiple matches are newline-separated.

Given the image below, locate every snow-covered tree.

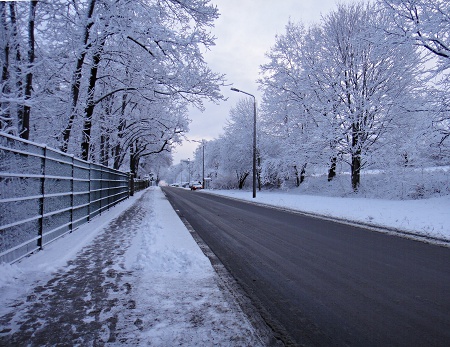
left=380, top=0, right=450, bottom=64
left=138, top=150, right=172, bottom=183
left=1, top=0, right=225, bottom=177
left=203, top=139, right=222, bottom=183
left=380, top=0, right=450, bottom=160
left=318, top=3, right=424, bottom=189
left=259, top=22, right=332, bottom=187
left=259, top=2, right=424, bottom=191
left=219, top=98, right=254, bottom=189
left=0, top=1, right=37, bottom=139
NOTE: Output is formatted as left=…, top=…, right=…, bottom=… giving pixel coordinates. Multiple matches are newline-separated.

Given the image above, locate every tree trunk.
left=0, top=2, right=11, bottom=131
left=300, top=163, right=306, bottom=184
left=294, top=163, right=307, bottom=186
left=328, top=157, right=337, bottom=181
left=113, top=93, right=128, bottom=170
left=351, top=152, right=361, bottom=191
left=99, top=97, right=112, bottom=166
left=60, top=0, right=97, bottom=152
left=238, top=172, right=249, bottom=189
left=129, top=141, right=140, bottom=176
left=100, top=134, right=109, bottom=166
left=81, top=38, right=104, bottom=160
left=113, top=127, right=125, bottom=169
left=9, top=3, right=23, bottom=135
left=21, top=1, right=38, bottom=140
left=294, top=165, right=300, bottom=187
left=351, top=122, right=361, bottom=191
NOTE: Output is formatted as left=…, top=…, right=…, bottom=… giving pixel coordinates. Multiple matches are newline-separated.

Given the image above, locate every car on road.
left=190, top=183, right=203, bottom=191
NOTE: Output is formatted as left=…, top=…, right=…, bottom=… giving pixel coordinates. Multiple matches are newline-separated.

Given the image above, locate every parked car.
left=190, top=183, right=203, bottom=191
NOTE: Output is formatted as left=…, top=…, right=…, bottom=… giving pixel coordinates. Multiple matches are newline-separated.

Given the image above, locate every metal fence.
left=0, top=132, right=142, bottom=264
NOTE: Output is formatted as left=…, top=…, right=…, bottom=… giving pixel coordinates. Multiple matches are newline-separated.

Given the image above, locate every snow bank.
left=121, top=188, right=263, bottom=346
left=124, top=190, right=214, bottom=278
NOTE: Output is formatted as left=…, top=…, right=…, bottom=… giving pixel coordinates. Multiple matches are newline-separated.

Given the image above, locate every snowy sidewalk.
left=0, top=188, right=265, bottom=346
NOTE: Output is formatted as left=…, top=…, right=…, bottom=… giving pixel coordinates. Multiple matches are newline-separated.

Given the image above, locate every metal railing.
left=0, top=132, right=139, bottom=264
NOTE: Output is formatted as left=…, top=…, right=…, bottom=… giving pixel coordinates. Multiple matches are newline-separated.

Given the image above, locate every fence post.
left=88, top=162, right=92, bottom=222
left=127, top=172, right=131, bottom=198
left=70, top=155, right=74, bottom=232
left=108, top=168, right=112, bottom=209
left=99, top=165, right=103, bottom=214
left=37, top=146, right=47, bottom=250
left=130, top=172, right=135, bottom=196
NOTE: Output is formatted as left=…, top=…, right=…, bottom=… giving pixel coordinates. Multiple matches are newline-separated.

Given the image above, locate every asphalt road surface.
left=161, top=187, right=450, bottom=347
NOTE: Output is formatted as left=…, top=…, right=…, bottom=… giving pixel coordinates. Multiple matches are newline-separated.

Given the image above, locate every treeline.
left=0, top=0, right=224, bottom=175
left=169, top=0, right=450, bottom=194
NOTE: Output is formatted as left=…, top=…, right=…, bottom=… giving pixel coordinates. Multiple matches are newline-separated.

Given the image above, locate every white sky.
left=172, top=0, right=357, bottom=164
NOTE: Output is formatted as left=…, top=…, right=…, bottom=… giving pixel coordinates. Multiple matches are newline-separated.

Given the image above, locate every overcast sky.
left=172, top=0, right=356, bottom=164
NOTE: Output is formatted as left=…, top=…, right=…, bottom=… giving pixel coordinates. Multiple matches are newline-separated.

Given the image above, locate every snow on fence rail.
left=0, top=133, right=147, bottom=264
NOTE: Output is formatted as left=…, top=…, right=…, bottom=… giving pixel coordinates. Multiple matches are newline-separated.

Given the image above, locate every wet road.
left=162, top=187, right=450, bottom=347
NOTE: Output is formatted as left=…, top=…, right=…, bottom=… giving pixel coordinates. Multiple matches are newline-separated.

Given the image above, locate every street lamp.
left=181, top=158, right=190, bottom=186
left=192, top=139, right=206, bottom=189
left=231, top=87, right=257, bottom=198
left=188, top=158, right=191, bottom=185
left=202, top=141, right=205, bottom=189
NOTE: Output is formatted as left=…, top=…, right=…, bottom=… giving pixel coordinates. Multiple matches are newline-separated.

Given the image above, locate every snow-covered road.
left=0, top=188, right=265, bottom=346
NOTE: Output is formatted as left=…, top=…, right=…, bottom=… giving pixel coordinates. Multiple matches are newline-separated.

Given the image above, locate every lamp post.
left=202, top=141, right=205, bottom=189
left=231, top=87, right=257, bottom=198
left=192, top=139, right=206, bottom=189
left=181, top=158, right=190, bottom=187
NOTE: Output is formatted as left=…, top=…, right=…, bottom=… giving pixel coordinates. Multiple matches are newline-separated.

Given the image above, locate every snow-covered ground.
left=0, top=188, right=264, bottom=346
left=201, top=189, right=450, bottom=242
left=120, top=188, right=263, bottom=345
